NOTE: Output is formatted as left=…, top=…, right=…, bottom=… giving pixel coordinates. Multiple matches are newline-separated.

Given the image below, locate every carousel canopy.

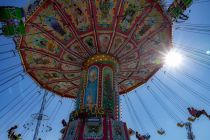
left=17, top=0, right=172, bottom=98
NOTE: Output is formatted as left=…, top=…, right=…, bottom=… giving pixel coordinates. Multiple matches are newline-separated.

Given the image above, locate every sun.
left=164, top=49, right=183, bottom=67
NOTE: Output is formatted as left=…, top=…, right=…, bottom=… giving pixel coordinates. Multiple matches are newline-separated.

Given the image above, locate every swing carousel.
left=1, top=0, right=210, bottom=140
left=9, top=0, right=172, bottom=139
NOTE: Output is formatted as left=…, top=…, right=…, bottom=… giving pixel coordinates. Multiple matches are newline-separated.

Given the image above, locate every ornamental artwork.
left=83, top=120, right=103, bottom=139
left=84, top=66, right=99, bottom=107
left=112, top=120, right=127, bottom=140
left=17, top=0, right=171, bottom=98
left=103, top=67, right=114, bottom=116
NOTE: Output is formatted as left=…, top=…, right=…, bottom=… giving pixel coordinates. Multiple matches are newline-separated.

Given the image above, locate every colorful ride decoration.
left=167, top=0, right=193, bottom=21
left=0, top=6, right=25, bottom=36
left=15, top=0, right=172, bottom=139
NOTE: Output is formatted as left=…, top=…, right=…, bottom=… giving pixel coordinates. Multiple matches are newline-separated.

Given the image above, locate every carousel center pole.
left=62, top=54, right=129, bottom=140
left=33, top=90, right=48, bottom=140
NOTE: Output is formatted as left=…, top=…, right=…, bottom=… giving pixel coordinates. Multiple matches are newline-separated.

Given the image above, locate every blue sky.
left=0, top=0, right=210, bottom=140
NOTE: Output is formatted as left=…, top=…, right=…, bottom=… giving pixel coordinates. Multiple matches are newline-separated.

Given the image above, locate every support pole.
left=33, top=90, right=48, bottom=140
left=185, top=122, right=195, bottom=140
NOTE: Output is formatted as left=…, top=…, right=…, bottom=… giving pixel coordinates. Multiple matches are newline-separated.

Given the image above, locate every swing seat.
left=143, top=133, right=151, bottom=139
left=167, top=0, right=193, bottom=22
left=177, top=122, right=184, bottom=127
left=128, top=128, right=135, bottom=136
left=168, top=6, right=183, bottom=19
left=188, top=117, right=196, bottom=122
left=157, top=129, right=165, bottom=135
left=182, top=0, right=193, bottom=8
left=60, top=128, right=65, bottom=134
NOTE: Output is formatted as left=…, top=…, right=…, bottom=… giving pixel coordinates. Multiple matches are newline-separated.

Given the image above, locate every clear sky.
left=0, top=0, right=210, bottom=140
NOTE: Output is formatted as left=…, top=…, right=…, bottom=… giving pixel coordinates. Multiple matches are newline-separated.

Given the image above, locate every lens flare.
left=164, top=50, right=183, bottom=67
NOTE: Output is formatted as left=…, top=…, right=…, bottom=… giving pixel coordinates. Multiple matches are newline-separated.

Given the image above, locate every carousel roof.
left=17, top=0, right=172, bottom=98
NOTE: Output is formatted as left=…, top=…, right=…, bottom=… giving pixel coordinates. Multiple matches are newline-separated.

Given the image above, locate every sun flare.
left=164, top=50, right=183, bottom=67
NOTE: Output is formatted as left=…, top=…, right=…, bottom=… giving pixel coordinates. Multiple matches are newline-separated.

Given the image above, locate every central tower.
left=63, top=54, right=129, bottom=140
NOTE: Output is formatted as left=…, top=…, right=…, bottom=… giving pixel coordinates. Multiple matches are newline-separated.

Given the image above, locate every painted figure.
left=120, top=3, right=138, bottom=31
left=47, top=41, right=59, bottom=52
left=66, top=54, right=77, bottom=62
left=100, top=35, right=110, bottom=52
left=71, top=3, right=87, bottom=30
left=99, top=0, right=113, bottom=20
left=85, top=38, right=94, bottom=49
left=34, top=38, right=48, bottom=48
left=112, top=37, right=123, bottom=52
left=33, top=57, right=50, bottom=65
left=43, top=72, right=59, bottom=80
left=45, top=16, right=66, bottom=36
left=63, top=0, right=89, bottom=31
left=135, top=24, right=151, bottom=40
left=53, top=85, right=61, bottom=91
left=112, top=121, right=126, bottom=139
left=103, top=67, right=114, bottom=116
left=84, top=66, right=98, bottom=107
left=34, top=38, right=60, bottom=53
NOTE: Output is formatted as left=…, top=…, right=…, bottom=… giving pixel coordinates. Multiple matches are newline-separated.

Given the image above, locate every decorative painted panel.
left=32, top=70, right=64, bottom=83
left=98, top=34, right=111, bottom=53
left=24, top=26, right=62, bottom=56
left=132, top=7, right=164, bottom=44
left=48, top=82, right=74, bottom=93
left=82, top=35, right=97, bottom=54
left=94, top=0, right=117, bottom=28
left=117, top=0, right=147, bottom=33
left=62, top=51, right=82, bottom=63
left=112, top=120, right=127, bottom=140
left=120, top=60, right=138, bottom=69
left=117, top=42, right=135, bottom=57
left=64, top=73, right=81, bottom=80
left=84, top=66, right=99, bottom=107
left=102, top=67, right=114, bottom=116
left=110, top=35, right=126, bottom=55
left=67, top=41, right=89, bottom=58
left=30, top=1, right=73, bottom=44
left=57, top=0, right=91, bottom=33
left=61, top=63, right=81, bottom=71
left=83, top=119, right=103, bottom=139
left=23, top=51, right=59, bottom=68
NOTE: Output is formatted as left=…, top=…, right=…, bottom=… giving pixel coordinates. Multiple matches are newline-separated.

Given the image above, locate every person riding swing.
left=187, top=107, right=210, bottom=121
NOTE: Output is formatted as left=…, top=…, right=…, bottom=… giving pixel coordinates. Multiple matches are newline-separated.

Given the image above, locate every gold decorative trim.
left=83, top=54, right=118, bottom=69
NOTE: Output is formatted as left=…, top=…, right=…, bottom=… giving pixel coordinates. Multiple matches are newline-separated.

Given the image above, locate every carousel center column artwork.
left=62, top=54, right=129, bottom=140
